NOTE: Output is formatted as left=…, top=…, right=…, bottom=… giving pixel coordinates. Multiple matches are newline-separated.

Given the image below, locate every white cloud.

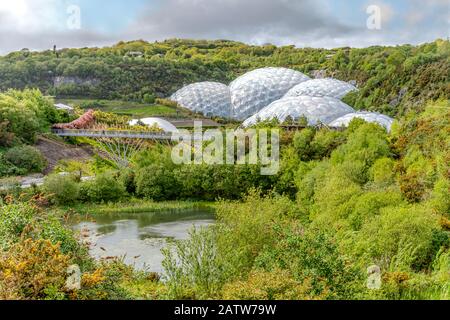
left=0, top=0, right=63, bottom=32
left=0, top=0, right=112, bottom=53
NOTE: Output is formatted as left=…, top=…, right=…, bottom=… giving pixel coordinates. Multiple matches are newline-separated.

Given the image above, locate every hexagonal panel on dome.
left=243, top=96, right=355, bottom=127
left=229, top=67, right=310, bottom=120
left=170, top=81, right=232, bottom=118
left=284, top=78, right=358, bottom=100
left=329, top=112, right=394, bottom=132
left=128, top=117, right=179, bottom=133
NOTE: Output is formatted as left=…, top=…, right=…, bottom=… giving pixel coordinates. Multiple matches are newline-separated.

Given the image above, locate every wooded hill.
left=0, top=39, right=448, bottom=118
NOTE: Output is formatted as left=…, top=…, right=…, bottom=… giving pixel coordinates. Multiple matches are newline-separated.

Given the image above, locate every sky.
left=0, top=0, right=448, bottom=54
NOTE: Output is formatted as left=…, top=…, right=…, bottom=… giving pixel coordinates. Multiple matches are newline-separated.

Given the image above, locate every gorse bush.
left=0, top=239, right=70, bottom=300
left=0, top=202, right=152, bottom=300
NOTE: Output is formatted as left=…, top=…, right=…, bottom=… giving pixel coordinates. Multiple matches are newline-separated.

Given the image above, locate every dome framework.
left=284, top=78, right=357, bottom=100
left=243, top=96, right=355, bottom=127
left=170, top=81, right=232, bottom=118
left=328, top=112, right=394, bottom=131
left=229, top=67, right=310, bottom=120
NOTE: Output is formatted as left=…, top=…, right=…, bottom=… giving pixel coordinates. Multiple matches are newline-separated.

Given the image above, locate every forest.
left=0, top=39, right=449, bottom=117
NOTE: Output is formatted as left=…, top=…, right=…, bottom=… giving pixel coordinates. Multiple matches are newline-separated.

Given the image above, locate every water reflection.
left=69, top=209, right=215, bottom=273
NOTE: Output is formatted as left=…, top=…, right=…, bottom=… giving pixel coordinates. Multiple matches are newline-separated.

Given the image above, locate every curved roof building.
left=129, top=117, right=179, bottom=133
left=284, top=78, right=357, bottom=100
left=243, top=96, right=355, bottom=127
left=329, top=112, right=394, bottom=132
left=229, top=67, right=310, bottom=120
left=170, top=81, right=232, bottom=118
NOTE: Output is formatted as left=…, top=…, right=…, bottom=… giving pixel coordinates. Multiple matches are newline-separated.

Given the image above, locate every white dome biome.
left=328, top=112, right=394, bottom=132
left=170, top=81, right=232, bottom=118
left=243, top=96, right=355, bottom=127
left=229, top=67, right=310, bottom=120
left=128, top=117, right=179, bottom=133
left=284, top=78, right=357, bottom=100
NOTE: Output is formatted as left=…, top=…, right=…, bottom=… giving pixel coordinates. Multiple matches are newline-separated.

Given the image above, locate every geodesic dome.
left=128, top=117, right=179, bottom=133
left=170, top=81, right=232, bottom=118
left=243, top=96, right=355, bottom=127
left=229, top=67, right=310, bottom=120
left=328, top=112, right=394, bottom=132
left=284, top=78, right=357, bottom=100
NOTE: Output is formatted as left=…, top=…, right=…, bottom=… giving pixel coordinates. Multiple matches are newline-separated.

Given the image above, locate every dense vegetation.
left=1, top=98, right=448, bottom=300
left=161, top=100, right=450, bottom=300
left=0, top=38, right=448, bottom=300
left=0, top=39, right=448, bottom=117
left=0, top=89, right=71, bottom=177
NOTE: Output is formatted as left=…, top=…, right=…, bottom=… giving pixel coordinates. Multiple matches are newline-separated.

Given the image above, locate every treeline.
left=0, top=39, right=448, bottom=117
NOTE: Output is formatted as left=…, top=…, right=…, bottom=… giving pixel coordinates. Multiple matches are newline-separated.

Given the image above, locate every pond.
left=69, top=208, right=215, bottom=274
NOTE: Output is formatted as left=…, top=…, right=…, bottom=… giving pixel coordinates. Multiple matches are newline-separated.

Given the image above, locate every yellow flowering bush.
left=0, top=239, right=69, bottom=300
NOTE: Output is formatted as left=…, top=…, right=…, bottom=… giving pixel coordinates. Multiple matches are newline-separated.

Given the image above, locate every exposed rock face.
left=53, top=76, right=101, bottom=87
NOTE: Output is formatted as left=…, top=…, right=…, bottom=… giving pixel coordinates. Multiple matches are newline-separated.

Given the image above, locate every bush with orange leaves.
left=0, top=239, right=69, bottom=300
left=81, top=268, right=106, bottom=288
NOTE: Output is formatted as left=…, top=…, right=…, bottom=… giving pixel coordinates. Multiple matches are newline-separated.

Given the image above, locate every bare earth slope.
left=35, top=136, right=94, bottom=174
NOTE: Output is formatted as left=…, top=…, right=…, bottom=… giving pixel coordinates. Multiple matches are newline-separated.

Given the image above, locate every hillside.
left=0, top=39, right=449, bottom=118
left=35, top=136, right=93, bottom=174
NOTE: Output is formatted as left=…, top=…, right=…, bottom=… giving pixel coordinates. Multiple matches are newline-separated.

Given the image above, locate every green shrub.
left=370, top=157, right=396, bottom=185
left=43, top=174, right=80, bottom=205
left=351, top=205, right=441, bottom=271
left=119, top=168, right=136, bottom=195
left=80, top=171, right=126, bottom=203
left=142, top=93, right=155, bottom=104
left=4, top=145, right=46, bottom=174
left=255, top=227, right=362, bottom=299
left=215, top=192, right=298, bottom=279
left=293, top=128, right=315, bottom=160
left=136, top=165, right=180, bottom=201
left=162, top=227, right=223, bottom=299
left=0, top=203, right=34, bottom=249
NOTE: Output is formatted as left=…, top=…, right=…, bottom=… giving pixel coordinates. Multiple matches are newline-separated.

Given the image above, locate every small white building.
left=54, top=103, right=74, bottom=111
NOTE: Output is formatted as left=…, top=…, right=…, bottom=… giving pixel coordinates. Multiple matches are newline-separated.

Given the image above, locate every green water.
left=69, top=209, right=215, bottom=273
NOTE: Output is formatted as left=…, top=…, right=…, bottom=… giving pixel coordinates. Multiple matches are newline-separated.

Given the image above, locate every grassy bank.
left=56, top=98, right=186, bottom=118
left=61, top=198, right=217, bottom=215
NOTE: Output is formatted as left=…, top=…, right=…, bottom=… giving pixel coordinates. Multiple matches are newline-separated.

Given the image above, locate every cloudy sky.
left=0, top=0, right=448, bottom=54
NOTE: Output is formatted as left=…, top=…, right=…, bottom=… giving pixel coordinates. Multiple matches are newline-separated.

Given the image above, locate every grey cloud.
left=0, top=30, right=115, bottom=54
left=0, top=0, right=448, bottom=55
left=127, top=0, right=360, bottom=44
